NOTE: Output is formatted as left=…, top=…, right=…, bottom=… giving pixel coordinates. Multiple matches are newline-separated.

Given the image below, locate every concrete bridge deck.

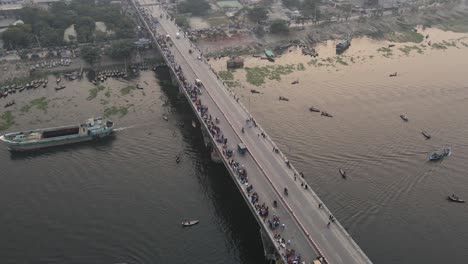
left=132, top=1, right=373, bottom=263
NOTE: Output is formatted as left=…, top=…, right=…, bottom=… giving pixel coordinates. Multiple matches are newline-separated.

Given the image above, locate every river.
left=210, top=28, right=468, bottom=263
left=1, top=27, right=468, bottom=264
left=0, top=69, right=265, bottom=264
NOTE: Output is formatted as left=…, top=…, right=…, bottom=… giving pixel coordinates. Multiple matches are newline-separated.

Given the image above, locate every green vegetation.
left=1, top=24, right=33, bottom=50
left=87, top=85, right=106, bottom=100
left=297, top=63, right=305, bottom=71
left=104, top=106, right=129, bottom=118
left=107, top=40, right=135, bottom=60
left=0, top=111, right=15, bottom=131
left=387, top=31, right=424, bottom=43
left=175, top=16, right=190, bottom=29
left=399, top=45, right=423, bottom=55
left=1, top=0, right=135, bottom=49
left=308, top=59, right=318, bottom=66
left=81, top=46, right=101, bottom=65
left=245, top=65, right=296, bottom=86
left=100, top=99, right=109, bottom=105
left=377, top=47, right=393, bottom=58
left=270, top=20, right=289, bottom=34
left=179, top=0, right=211, bottom=16
left=431, top=43, right=448, bottom=50
left=335, top=57, right=348, bottom=66
left=219, top=71, right=234, bottom=80
left=120, top=85, right=136, bottom=96
left=247, top=7, right=269, bottom=22
left=21, top=97, right=48, bottom=113
left=225, top=81, right=241, bottom=88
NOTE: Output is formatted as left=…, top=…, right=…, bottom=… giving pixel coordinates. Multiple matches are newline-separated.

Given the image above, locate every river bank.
left=0, top=48, right=163, bottom=84
left=199, top=2, right=468, bottom=58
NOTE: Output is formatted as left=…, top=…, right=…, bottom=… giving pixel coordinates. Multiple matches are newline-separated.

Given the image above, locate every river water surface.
left=1, top=27, right=468, bottom=264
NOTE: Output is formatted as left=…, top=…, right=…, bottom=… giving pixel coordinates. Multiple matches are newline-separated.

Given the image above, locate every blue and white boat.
left=428, top=147, right=451, bottom=161
left=0, top=117, right=114, bottom=151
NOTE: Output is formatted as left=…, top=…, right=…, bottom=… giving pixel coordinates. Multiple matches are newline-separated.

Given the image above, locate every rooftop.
left=216, top=1, right=242, bottom=9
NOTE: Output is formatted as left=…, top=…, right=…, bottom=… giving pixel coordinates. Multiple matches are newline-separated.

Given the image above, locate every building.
left=0, top=0, right=24, bottom=18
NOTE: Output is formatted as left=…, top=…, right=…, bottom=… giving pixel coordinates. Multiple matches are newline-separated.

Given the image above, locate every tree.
left=301, top=0, right=319, bottom=19
left=175, top=16, right=190, bottom=29
left=178, top=0, right=210, bottom=16
left=80, top=46, right=101, bottom=65
left=1, top=24, right=33, bottom=50
left=75, top=16, right=96, bottom=43
left=107, top=40, right=135, bottom=60
left=270, top=20, right=289, bottom=34
left=247, top=7, right=269, bottom=23
left=282, top=0, right=300, bottom=9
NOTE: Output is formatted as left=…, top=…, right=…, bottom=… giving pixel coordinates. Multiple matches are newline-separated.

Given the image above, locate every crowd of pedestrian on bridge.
left=136, top=2, right=311, bottom=263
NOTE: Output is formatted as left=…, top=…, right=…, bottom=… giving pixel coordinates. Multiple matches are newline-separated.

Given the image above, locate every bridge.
left=130, top=0, right=373, bottom=263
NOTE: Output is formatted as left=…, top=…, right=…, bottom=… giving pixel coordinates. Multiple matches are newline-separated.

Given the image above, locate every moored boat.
left=336, top=38, right=351, bottom=54
left=264, top=49, right=275, bottom=62
left=4, top=100, right=15, bottom=108
left=0, top=117, right=114, bottom=151
left=279, top=96, right=289, bottom=101
left=428, top=147, right=451, bottom=161
left=400, top=115, right=408, bottom=121
left=55, top=85, right=66, bottom=91
left=321, top=111, right=333, bottom=118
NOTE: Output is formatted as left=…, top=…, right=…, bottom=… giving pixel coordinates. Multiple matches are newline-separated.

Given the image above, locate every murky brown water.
left=210, top=29, right=468, bottom=263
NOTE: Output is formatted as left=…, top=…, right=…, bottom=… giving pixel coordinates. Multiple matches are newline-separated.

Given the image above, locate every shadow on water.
left=156, top=68, right=267, bottom=263
left=8, top=135, right=116, bottom=161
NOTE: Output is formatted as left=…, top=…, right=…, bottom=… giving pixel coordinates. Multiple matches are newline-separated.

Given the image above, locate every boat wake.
left=114, top=125, right=136, bottom=132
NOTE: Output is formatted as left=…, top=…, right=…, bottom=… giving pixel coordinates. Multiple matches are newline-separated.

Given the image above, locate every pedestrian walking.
left=318, top=203, right=323, bottom=209
left=327, top=222, right=331, bottom=228
left=281, top=223, right=285, bottom=230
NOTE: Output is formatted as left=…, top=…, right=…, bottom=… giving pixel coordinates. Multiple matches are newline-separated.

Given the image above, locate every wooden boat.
left=389, top=72, right=398, bottom=77
left=176, top=156, right=181, bottom=163
left=250, top=89, right=261, bottom=94
left=279, top=96, right=289, bottom=101
left=321, top=111, right=333, bottom=118
left=55, top=85, right=66, bottom=91
left=448, top=195, right=465, bottom=203
left=136, top=84, right=144, bottom=90
left=4, top=100, right=15, bottom=108
left=422, top=131, right=431, bottom=139
left=400, top=115, right=408, bottom=122
left=428, top=148, right=451, bottom=161
left=182, top=220, right=199, bottom=227
left=56, top=77, right=61, bottom=84
left=309, top=106, right=320, bottom=112
left=163, top=115, right=168, bottom=121
left=339, top=169, right=346, bottom=178
left=291, top=79, right=299, bottom=85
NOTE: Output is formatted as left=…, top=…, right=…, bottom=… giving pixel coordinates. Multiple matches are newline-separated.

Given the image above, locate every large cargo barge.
left=0, top=117, right=114, bottom=151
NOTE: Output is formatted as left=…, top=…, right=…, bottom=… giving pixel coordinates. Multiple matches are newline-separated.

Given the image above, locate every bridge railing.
left=130, top=0, right=290, bottom=261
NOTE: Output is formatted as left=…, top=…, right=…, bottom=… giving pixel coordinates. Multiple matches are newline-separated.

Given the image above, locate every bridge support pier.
left=260, top=228, right=280, bottom=263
